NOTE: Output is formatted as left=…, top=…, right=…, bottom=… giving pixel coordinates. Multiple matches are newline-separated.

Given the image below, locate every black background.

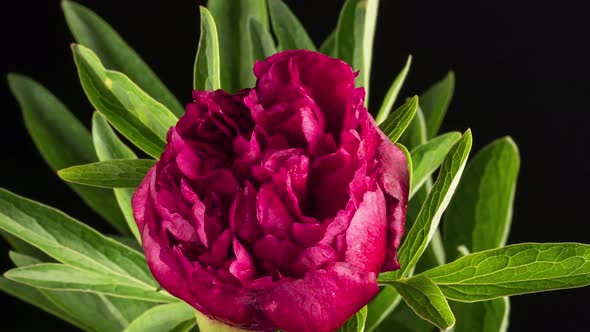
left=1, top=0, right=589, bottom=330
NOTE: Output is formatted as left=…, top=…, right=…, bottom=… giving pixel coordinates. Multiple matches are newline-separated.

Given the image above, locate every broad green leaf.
left=410, top=132, right=462, bottom=199
left=421, top=243, right=590, bottom=302
left=124, top=302, right=196, bottom=332
left=421, top=72, right=455, bottom=139
left=58, top=159, right=155, bottom=189
left=7, top=73, right=128, bottom=235
left=62, top=1, right=184, bottom=117
left=335, top=0, right=379, bottom=99
left=390, top=276, right=455, bottom=331
left=373, top=301, right=434, bottom=332
left=375, top=55, right=413, bottom=124
left=339, top=305, right=368, bottom=332
left=5, top=263, right=174, bottom=302
left=207, top=0, right=268, bottom=92
left=194, top=6, right=221, bottom=91
left=268, top=0, right=316, bottom=51
left=444, top=137, right=520, bottom=260
left=319, top=31, right=336, bottom=57
left=380, top=130, right=472, bottom=279
left=449, top=298, right=509, bottom=332
left=72, top=44, right=177, bottom=158
left=92, top=112, right=141, bottom=243
left=366, top=287, right=401, bottom=332
left=0, top=188, right=156, bottom=287
left=378, top=96, right=418, bottom=142
left=249, top=18, right=277, bottom=61
left=9, top=251, right=153, bottom=332
left=0, top=276, right=93, bottom=331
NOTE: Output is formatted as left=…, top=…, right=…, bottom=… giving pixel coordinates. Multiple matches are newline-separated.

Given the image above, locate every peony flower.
left=132, top=50, right=409, bottom=332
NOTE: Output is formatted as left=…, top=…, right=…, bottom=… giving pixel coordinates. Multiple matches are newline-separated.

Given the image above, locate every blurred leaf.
left=7, top=73, right=128, bottom=235
left=5, top=263, right=175, bottom=302
left=420, top=243, right=590, bottom=301
left=400, top=106, right=428, bottom=150
left=378, top=96, right=418, bottom=142
left=319, top=30, right=336, bottom=57
left=375, top=55, right=412, bottom=124
left=373, top=301, right=434, bottom=332
left=396, top=143, right=413, bottom=195
left=449, top=298, right=509, bottom=332
left=92, top=113, right=141, bottom=242
left=0, top=188, right=156, bottom=287
left=380, top=130, right=472, bottom=280
left=58, top=159, right=155, bottom=189
left=194, top=6, right=221, bottom=91
left=207, top=0, right=268, bottom=92
left=124, top=302, right=196, bottom=332
left=420, top=72, right=455, bottom=139
left=335, top=0, right=379, bottom=99
left=62, top=1, right=184, bottom=117
left=444, top=137, right=520, bottom=260
left=390, top=276, right=455, bottom=331
left=410, top=132, right=462, bottom=198
left=195, top=309, right=248, bottom=332
left=268, top=0, right=316, bottom=51
left=366, top=287, right=401, bottom=332
left=338, top=305, right=368, bottom=332
left=249, top=18, right=277, bottom=61
left=72, top=44, right=177, bottom=158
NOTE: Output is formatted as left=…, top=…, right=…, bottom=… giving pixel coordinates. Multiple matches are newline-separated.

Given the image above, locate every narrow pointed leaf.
left=338, top=305, right=368, bottom=332
left=444, top=137, right=520, bottom=260
left=319, top=31, right=336, bottom=57
left=366, top=287, right=401, bottom=332
left=207, top=0, right=268, bottom=92
left=420, top=243, right=590, bottom=302
left=124, top=303, right=196, bottom=332
left=396, top=143, right=413, bottom=196
left=7, top=73, right=128, bottom=234
left=399, top=106, right=428, bottom=150
left=72, top=44, right=177, bottom=158
left=378, top=96, right=418, bottom=142
left=390, top=275, right=455, bottom=331
left=375, top=55, right=412, bottom=124
left=450, top=298, right=509, bottom=332
left=268, top=0, right=316, bottom=51
left=421, top=72, right=455, bottom=139
left=194, top=6, right=221, bottom=91
left=4, top=264, right=174, bottom=303
left=58, top=159, right=155, bottom=189
left=249, top=18, right=277, bottom=61
left=380, top=130, right=472, bottom=280
left=92, top=113, right=141, bottom=243
left=62, top=1, right=184, bottom=117
left=410, top=132, right=462, bottom=198
left=335, top=0, right=379, bottom=98
left=0, top=188, right=156, bottom=287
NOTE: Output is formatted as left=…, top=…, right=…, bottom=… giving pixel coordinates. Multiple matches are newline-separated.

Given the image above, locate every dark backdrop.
left=0, top=0, right=588, bottom=330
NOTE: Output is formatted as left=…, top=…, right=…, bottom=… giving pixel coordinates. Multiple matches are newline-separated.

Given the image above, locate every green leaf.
left=335, top=0, right=379, bottom=99
left=92, top=112, right=141, bottom=243
left=366, top=287, right=401, bottom=332
left=399, top=106, right=428, bottom=150
left=4, top=263, right=174, bottom=303
left=375, top=55, right=412, bottom=124
left=249, top=18, right=277, bottom=61
left=378, top=96, right=418, bottom=142
left=396, top=143, right=413, bottom=196
left=72, top=44, right=177, bottom=158
left=444, top=137, right=520, bottom=260
left=0, top=188, right=156, bottom=287
left=390, top=275, right=455, bottom=331
left=268, top=0, right=316, bottom=51
left=58, top=159, right=155, bottom=189
left=207, top=0, right=268, bottom=92
left=62, top=1, right=184, bottom=117
left=124, top=302, right=196, bottom=332
left=195, top=309, right=249, bottom=332
left=7, top=73, right=128, bottom=235
left=194, top=6, right=221, bottom=91
left=420, top=72, right=455, bottom=139
left=339, top=305, right=368, bottom=332
left=319, top=30, right=336, bottom=57
left=421, top=243, right=590, bottom=302
left=410, top=132, right=462, bottom=199
left=373, top=301, right=434, bottom=332
left=380, top=130, right=472, bottom=280
left=450, top=298, right=509, bottom=332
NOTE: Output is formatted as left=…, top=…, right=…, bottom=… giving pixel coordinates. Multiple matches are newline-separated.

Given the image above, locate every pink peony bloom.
left=132, top=50, right=408, bottom=332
